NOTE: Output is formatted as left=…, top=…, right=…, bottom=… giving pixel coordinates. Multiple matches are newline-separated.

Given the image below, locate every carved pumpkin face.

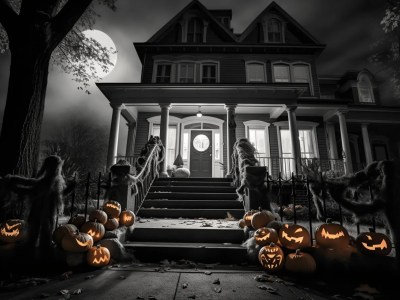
left=279, top=224, right=311, bottom=250
left=87, top=245, right=111, bottom=267
left=315, top=223, right=349, bottom=249
left=80, top=221, right=105, bottom=242
left=89, top=210, right=108, bottom=225
left=356, top=232, right=392, bottom=256
left=285, top=249, right=317, bottom=274
left=53, top=224, right=78, bottom=245
left=243, top=210, right=256, bottom=227
left=251, top=210, right=275, bottom=230
left=61, top=231, right=93, bottom=252
left=104, top=218, right=119, bottom=231
left=103, top=201, right=121, bottom=218
left=258, top=243, right=284, bottom=271
left=0, top=219, right=25, bottom=243
left=254, top=227, right=278, bottom=246
left=119, top=210, right=135, bottom=227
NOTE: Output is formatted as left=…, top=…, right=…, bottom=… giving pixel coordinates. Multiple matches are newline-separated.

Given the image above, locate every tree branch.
left=51, top=0, right=93, bottom=47
left=0, top=0, right=18, bottom=34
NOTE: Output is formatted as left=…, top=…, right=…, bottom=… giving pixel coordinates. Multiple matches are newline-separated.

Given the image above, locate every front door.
left=190, top=131, right=212, bottom=177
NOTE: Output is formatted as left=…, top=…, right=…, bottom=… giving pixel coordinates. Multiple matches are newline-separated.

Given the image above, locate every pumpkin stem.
left=295, top=249, right=301, bottom=255
left=269, top=242, right=275, bottom=247
left=368, top=227, right=376, bottom=233
left=326, top=218, right=333, bottom=224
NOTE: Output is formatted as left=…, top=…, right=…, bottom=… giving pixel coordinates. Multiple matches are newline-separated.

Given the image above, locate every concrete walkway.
left=2, top=265, right=331, bottom=300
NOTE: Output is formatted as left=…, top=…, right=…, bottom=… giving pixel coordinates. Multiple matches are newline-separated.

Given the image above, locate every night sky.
left=0, top=0, right=390, bottom=155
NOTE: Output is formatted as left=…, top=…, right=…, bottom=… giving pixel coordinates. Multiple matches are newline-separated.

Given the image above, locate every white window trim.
left=262, top=14, right=286, bottom=43
left=244, top=120, right=271, bottom=173
left=245, top=60, right=267, bottom=83
left=357, top=72, right=375, bottom=104
left=271, top=61, right=314, bottom=96
left=177, top=61, right=197, bottom=83
left=273, top=121, right=320, bottom=159
left=152, top=60, right=175, bottom=83
left=199, top=60, right=220, bottom=83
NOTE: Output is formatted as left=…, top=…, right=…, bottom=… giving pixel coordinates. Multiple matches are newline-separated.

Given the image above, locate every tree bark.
left=0, top=30, right=52, bottom=176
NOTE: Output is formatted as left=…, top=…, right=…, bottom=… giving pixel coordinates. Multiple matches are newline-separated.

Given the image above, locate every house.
left=97, top=0, right=400, bottom=178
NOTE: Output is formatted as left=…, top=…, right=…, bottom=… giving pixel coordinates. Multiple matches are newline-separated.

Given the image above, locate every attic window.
left=357, top=74, right=375, bottom=103
left=267, top=18, right=282, bottom=43
left=187, top=18, right=203, bottom=43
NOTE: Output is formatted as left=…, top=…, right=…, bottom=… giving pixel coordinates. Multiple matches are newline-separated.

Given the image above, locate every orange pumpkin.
left=87, top=245, right=111, bottom=267
left=251, top=209, right=275, bottom=230
left=238, top=219, right=246, bottom=229
left=279, top=224, right=311, bottom=250
left=315, top=222, right=349, bottom=249
left=0, top=219, right=25, bottom=243
left=243, top=210, right=256, bottom=227
left=80, top=221, right=105, bottom=242
left=53, top=224, right=78, bottom=245
left=89, top=210, right=108, bottom=225
left=254, top=227, right=278, bottom=246
left=68, top=215, right=86, bottom=228
left=103, top=201, right=122, bottom=218
left=355, top=231, right=392, bottom=256
left=104, top=218, right=119, bottom=231
left=285, top=249, right=316, bottom=274
left=258, top=243, right=284, bottom=272
left=61, top=231, right=93, bottom=252
left=119, top=210, right=135, bottom=227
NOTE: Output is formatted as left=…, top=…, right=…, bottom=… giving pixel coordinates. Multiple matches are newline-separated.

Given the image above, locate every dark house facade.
left=98, top=0, right=400, bottom=178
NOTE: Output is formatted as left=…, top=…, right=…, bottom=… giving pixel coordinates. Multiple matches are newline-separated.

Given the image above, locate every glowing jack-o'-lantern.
left=285, top=249, right=316, bottom=274
left=315, top=222, right=349, bottom=249
left=254, top=227, right=278, bottom=246
left=251, top=209, right=275, bottom=230
left=279, top=224, right=311, bottom=250
left=80, top=221, right=105, bottom=242
left=0, top=219, right=25, bottom=243
left=103, top=200, right=121, bottom=218
left=356, top=231, right=392, bottom=256
left=104, top=218, right=119, bottom=231
left=119, top=210, right=135, bottom=227
left=243, top=210, right=257, bottom=227
left=61, top=231, right=93, bottom=252
left=87, top=245, right=111, bottom=267
left=53, top=224, right=78, bottom=245
left=89, top=210, right=108, bottom=225
left=258, top=243, right=285, bottom=272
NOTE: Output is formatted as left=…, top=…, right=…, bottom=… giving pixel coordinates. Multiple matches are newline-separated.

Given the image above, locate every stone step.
left=155, top=177, right=232, bottom=182
left=149, top=186, right=237, bottom=193
left=146, top=192, right=238, bottom=200
left=138, top=208, right=244, bottom=219
left=130, top=227, right=245, bottom=244
left=124, top=241, right=248, bottom=263
left=142, top=199, right=243, bottom=209
left=154, top=181, right=233, bottom=187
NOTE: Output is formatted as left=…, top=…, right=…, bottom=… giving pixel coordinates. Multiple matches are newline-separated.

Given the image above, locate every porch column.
left=361, top=123, right=373, bottom=165
left=326, top=123, right=338, bottom=160
left=286, top=106, right=301, bottom=174
left=107, top=103, right=123, bottom=169
left=125, top=122, right=136, bottom=157
left=159, top=103, right=171, bottom=177
left=225, top=104, right=237, bottom=177
left=337, top=110, right=353, bottom=174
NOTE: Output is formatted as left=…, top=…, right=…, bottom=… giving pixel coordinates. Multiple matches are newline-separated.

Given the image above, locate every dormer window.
left=267, top=18, right=282, bottom=43
left=357, top=73, right=375, bottom=103
left=187, top=18, right=203, bottom=43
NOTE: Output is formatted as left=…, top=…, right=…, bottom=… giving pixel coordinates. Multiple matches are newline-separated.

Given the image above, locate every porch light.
left=196, top=106, right=203, bottom=118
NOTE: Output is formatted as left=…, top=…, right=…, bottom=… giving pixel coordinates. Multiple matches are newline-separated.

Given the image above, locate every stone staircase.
left=124, top=177, right=248, bottom=264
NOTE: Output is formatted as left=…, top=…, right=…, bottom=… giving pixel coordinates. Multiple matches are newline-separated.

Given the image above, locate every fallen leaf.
left=254, top=274, right=273, bottom=282
left=58, top=290, right=69, bottom=295
left=213, top=279, right=220, bottom=285
left=204, top=271, right=212, bottom=275
left=214, top=287, right=222, bottom=293
left=182, top=283, right=188, bottom=289
left=72, top=289, right=82, bottom=295
left=188, top=295, right=196, bottom=299
left=258, top=285, right=278, bottom=294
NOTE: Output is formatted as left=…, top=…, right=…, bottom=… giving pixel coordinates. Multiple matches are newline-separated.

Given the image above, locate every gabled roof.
left=147, top=0, right=237, bottom=43
left=238, top=1, right=322, bottom=45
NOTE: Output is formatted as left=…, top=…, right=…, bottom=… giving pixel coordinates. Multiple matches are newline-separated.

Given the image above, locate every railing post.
left=291, top=173, right=297, bottom=224
left=306, top=176, right=313, bottom=242
left=278, top=173, right=283, bottom=221
left=84, top=172, right=91, bottom=220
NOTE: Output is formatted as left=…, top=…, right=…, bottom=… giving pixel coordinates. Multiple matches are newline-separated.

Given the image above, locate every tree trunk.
left=0, top=37, right=51, bottom=177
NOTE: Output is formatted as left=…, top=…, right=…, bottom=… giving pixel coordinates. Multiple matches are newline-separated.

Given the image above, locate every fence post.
left=306, top=176, right=313, bottom=241
left=369, top=185, right=376, bottom=231
left=278, top=173, right=283, bottom=221
left=97, top=172, right=102, bottom=209
left=320, top=172, right=327, bottom=221
left=70, top=172, right=77, bottom=218
left=291, top=173, right=297, bottom=224
left=84, top=172, right=91, bottom=220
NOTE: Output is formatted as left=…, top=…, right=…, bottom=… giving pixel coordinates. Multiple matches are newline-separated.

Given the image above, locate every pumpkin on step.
left=104, top=218, right=119, bottom=231
left=285, top=249, right=316, bottom=274
left=251, top=208, right=275, bottom=230
left=80, top=221, right=105, bottom=242
left=87, top=245, right=111, bottom=267
left=258, top=243, right=284, bottom=272
left=68, top=214, right=86, bottom=228
left=254, top=227, right=278, bottom=246
left=119, top=210, right=135, bottom=227
left=0, top=219, right=25, bottom=243
left=243, top=210, right=257, bottom=227
left=238, top=219, right=246, bottom=229
left=103, top=200, right=121, bottom=218
left=53, top=224, right=78, bottom=245
left=61, top=231, right=93, bottom=252
left=279, top=224, right=311, bottom=250
left=89, top=210, right=108, bottom=225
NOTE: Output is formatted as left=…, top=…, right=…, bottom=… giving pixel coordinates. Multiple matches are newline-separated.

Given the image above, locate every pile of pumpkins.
left=53, top=200, right=135, bottom=267
left=238, top=209, right=393, bottom=275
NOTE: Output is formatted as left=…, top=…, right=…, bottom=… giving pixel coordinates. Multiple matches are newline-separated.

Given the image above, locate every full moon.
left=82, top=29, right=118, bottom=78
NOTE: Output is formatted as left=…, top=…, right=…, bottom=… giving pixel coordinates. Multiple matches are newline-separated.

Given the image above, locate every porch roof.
left=96, top=83, right=307, bottom=106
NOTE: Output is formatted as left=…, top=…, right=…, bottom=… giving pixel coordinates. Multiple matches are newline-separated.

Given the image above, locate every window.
left=279, top=129, right=316, bottom=159
left=246, top=62, right=266, bottom=83
left=152, top=125, right=177, bottom=166
left=187, top=18, right=203, bottom=43
left=249, top=129, right=267, bottom=156
left=155, top=64, right=172, bottom=83
left=182, top=133, right=189, bottom=160
left=268, top=18, right=282, bottom=42
left=202, top=64, right=217, bottom=83
left=358, top=73, right=375, bottom=103
left=215, top=133, right=220, bottom=160
left=273, top=64, right=290, bottom=82
left=292, top=65, right=310, bottom=83
left=179, top=63, right=195, bottom=83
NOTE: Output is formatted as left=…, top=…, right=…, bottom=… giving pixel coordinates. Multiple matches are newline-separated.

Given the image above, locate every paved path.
left=2, top=265, right=330, bottom=300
